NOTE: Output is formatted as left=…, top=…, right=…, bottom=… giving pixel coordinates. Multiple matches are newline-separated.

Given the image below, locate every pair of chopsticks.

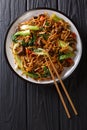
left=44, top=55, right=78, bottom=118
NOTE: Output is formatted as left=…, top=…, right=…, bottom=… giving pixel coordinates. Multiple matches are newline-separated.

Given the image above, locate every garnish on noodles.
left=11, top=13, right=77, bottom=80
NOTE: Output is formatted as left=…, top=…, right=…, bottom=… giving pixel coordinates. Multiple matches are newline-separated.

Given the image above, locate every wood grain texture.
left=0, top=0, right=27, bottom=130
left=57, top=0, right=87, bottom=130
left=0, top=0, right=87, bottom=130
left=26, top=0, right=57, bottom=10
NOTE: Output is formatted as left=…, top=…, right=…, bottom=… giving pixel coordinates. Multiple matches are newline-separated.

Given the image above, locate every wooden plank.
left=26, top=83, right=60, bottom=130
left=26, top=0, right=57, bottom=10
left=57, top=0, right=87, bottom=130
left=0, top=0, right=87, bottom=130
left=0, top=0, right=27, bottom=130
left=26, top=0, right=60, bottom=130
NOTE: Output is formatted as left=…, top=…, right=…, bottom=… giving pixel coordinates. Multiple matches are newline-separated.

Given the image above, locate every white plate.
left=4, top=8, right=82, bottom=84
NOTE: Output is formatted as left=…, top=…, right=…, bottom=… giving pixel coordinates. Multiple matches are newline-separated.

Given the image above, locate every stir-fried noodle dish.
left=11, top=13, right=77, bottom=81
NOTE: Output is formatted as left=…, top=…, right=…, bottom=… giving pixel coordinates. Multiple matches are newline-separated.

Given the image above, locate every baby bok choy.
left=50, top=14, right=62, bottom=22
left=34, top=48, right=48, bottom=56
left=27, top=72, right=39, bottom=79
left=12, top=30, right=30, bottom=43
left=59, top=40, right=73, bottom=52
left=59, top=52, right=75, bottom=60
left=20, top=25, right=39, bottom=31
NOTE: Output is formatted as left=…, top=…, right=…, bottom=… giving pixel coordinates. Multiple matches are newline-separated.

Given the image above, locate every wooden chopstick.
left=45, top=57, right=71, bottom=118
left=47, top=55, right=78, bottom=116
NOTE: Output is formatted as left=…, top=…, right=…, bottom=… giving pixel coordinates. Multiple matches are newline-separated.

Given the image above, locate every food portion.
left=11, top=13, right=77, bottom=81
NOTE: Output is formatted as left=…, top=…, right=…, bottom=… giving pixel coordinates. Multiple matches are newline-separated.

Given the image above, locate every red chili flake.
left=26, top=48, right=32, bottom=54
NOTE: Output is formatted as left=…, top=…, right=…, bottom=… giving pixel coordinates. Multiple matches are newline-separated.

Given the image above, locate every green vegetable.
left=45, top=21, right=49, bottom=26
left=51, top=14, right=62, bottom=22
left=21, top=35, right=36, bottom=47
left=12, top=30, right=30, bottom=43
left=27, top=72, right=39, bottom=79
left=20, top=25, right=39, bottom=31
left=59, top=40, right=73, bottom=51
left=34, top=48, right=48, bottom=56
left=59, top=52, right=75, bottom=60
left=14, top=55, right=23, bottom=69
left=12, top=35, right=18, bottom=43
left=59, top=40, right=67, bottom=47
left=14, top=30, right=30, bottom=36
left=28, top=35, right=36, bottom=46
left=39, top=34, right=49, bottom=40
left=28, top=25, right=39, bottom=30
left=21, top=40, right=28, bottom=47
left=42, top=66, right=50, bottom=77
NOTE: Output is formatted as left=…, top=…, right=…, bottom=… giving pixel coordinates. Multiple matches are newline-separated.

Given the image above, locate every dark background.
left=0, top=0, right=87, bottom=130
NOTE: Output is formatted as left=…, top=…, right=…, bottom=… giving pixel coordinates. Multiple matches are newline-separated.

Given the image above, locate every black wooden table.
left=0, top=0, right=87, bottom=130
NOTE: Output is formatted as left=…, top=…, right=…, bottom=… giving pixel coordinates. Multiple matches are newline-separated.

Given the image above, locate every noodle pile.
left=11, top=13, right=77, bottom=80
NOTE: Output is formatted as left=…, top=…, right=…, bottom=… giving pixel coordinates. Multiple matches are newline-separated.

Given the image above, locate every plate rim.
left=4, top=7, right=82, bottom=84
